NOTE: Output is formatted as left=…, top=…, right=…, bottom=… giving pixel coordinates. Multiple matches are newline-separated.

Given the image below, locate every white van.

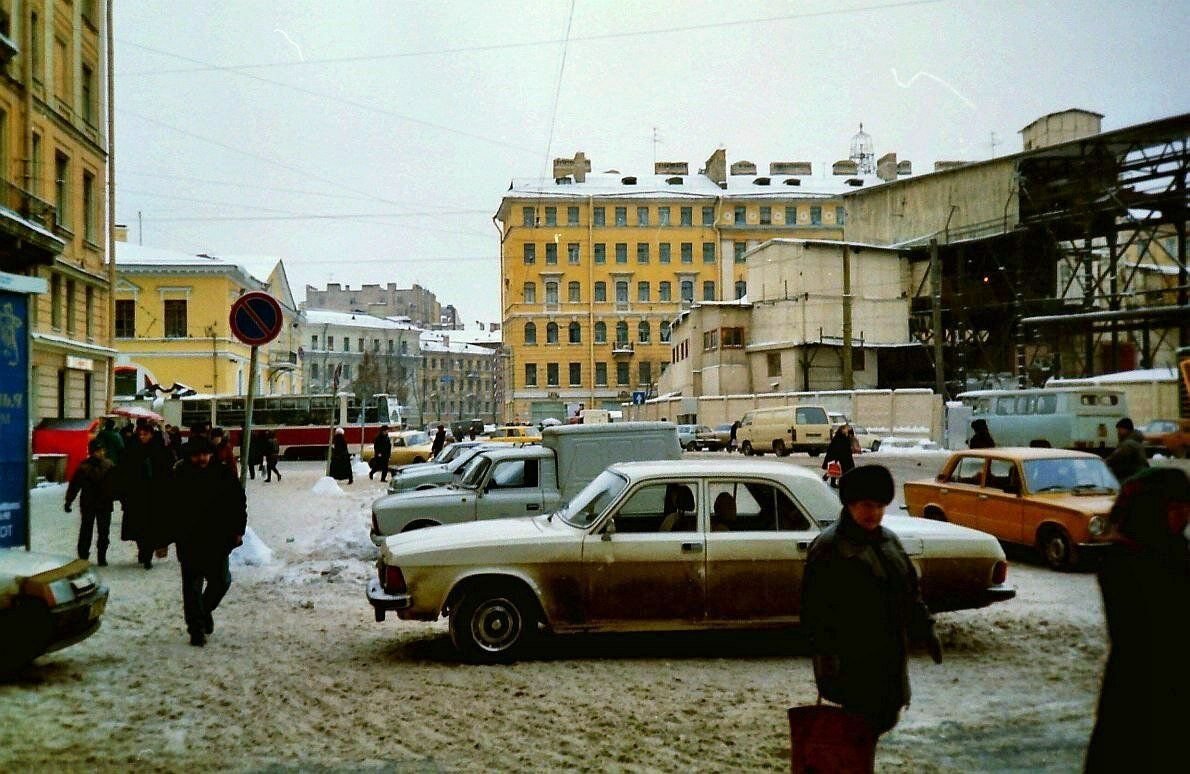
left=737, top=405, right=831, bottom=457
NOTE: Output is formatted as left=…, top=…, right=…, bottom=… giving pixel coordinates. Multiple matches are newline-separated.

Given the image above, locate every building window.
left=524, top=363, right=537, bottom=386
left=785, top=206, right=797, bottom=225
left=680, top=206, right=692, bottom=226
left=311, top=363, right=319, bottom=381
left=568, top=321, right=582, bottom=344
left=327, top=335, right=334, bottom=350
left=115, top=299, right=135, bottom=338
left=593, top=207, right=605, bottom=226
left=594, top=243, right=606, bottom=264
left=594, top=281, right=606, bottom=302
left=343, top=364, right=352, bottom=380
left=30, top=133, right=41, bottom=196
left=660, top=320, right=671, bottom=342
left=659, top=281, right=671, bottom=301
left=545, top=243, right=557, bottom=264
left=545, top=281, right=559, bottom=306
left=636, top=206, right=649, bottom=226
left=638, top=321, right=651, bottom=343
left=29, top=12, right=41, bottom=83
left=547, top=363, right=559, bottom=387
left=522, top=206, right=535, bottom=226
left=595, top=362, right=607, bottom=386
left=637, top=281, right=650, bottom=302
left=723, top=327, right=745, bottom=348
left=734, top=241, right=747, bottom=263
left=616, top=361, right=630, bottom=386
left=636, top=243, right=649, bottom=264
left=85, top=286, right=93, bottom=338
left=703, top=242, right=715, bottom=263
left=659, top=243, right=671, bottom=263
left=164, top=299, right=187, bottom=338
left=523, top=282, right=536, bottom=303
left=567, top=206, right=579, bottom=225
left=680, top=280, right=694, bottom=303
left=524, top=321, right=537, bottom=345
left=544, top=207, right=556, bottom=226
left=594, top=321, right=607, bottom=343
left=615, top=243, right=627, bottom=263
left=568, top=281, right=581, bottom=302
left=703, top=281, right=716, bottom=301
left=82, top=64, right=96, bottom=126
left=704, top=330, right=718, bottom=351
left=734, top=206, right=746, bottom=225
left=638, top=361, right=651, bottom=386
left=680, top=243, right=693, bottom=263
left=567, top=243, right=580, bottom=265
left=615, top=321, right=629, bottom=344
left=702, top=206, right=714, bottom=226
left=810, top=206, right=822, bottom=225
left=54, top=152, right=69, bottom=228
left=615, top=281, right=629, bottom=305
left=735, top=280, right=747, bottom=299
left=387, top=340, right=394, bottom=354
left=546, top=322, right=559, bottom=344
left=836, top=206, right=846, bottom=225
left=759, top=206, right=771, bottom=225
left=569, top=362, right=581, bottom=386
left=658, top=207, right=670, bottom=226
left=64, top=280, right=75, bottom=334
left=523, top=243, right=536, bottom=264
left=343, top=338, right=350, bottom=352
left=83, top=172, right=96, bottom=243
left=615, top=207, right=627, bottom=226
left=358, top=337, right=364, bottom=352
left=767, top=352, right=782, bottom=376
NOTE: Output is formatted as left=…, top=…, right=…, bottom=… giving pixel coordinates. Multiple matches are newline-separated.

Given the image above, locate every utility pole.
left=930, top=239, right=945, bottom=396
left=841, top=245, right=853, bottom=389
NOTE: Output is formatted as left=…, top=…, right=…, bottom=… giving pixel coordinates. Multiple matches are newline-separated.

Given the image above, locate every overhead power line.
left=141, top=209, right=492, bottom=223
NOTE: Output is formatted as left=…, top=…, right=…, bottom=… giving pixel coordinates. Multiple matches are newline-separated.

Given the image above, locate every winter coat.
left=968, top=431, right=996, bottom=449
left=801, top=508, right=936, bottom=733
left=214, top=441, right=238, bottom=470
left=822, top=428, right=856, bottom=476
left=168, top=458, right=247, bottom=563
left=1105, top=430, right=1148, bottom=482
left=371, top=431, right=392, bottom=471
left=248, top=432, right=266, bottom=466
left=264, top=437, right=280, bottom=459
left=431, top=429, right=447, bottom=456
left=115, top=435, right=175, bottom=546
left=329, top=437, right=353, bottom=481
left=65, top=455, right=115, bottom=514
left=95, top=428, right=125, bottom=465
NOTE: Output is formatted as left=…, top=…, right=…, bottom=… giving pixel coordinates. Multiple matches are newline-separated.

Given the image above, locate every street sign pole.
left=227, top=291, right=284, bottom=488
left=239, top=344, right=259, bottom=488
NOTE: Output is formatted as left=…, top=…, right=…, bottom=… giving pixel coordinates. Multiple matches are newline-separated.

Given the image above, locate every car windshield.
left=433, top=445, right=460, bottom=463
left=457, top=455, right=492, bottom=489
left=447, top=446, right=486, bottom=471
left=558, top=470, right=630, bottom=528
left=1023, top=457, right=1119, bottom=493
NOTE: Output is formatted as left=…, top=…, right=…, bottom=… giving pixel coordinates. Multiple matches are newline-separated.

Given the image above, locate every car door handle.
left=977, top=494, right=988, bottom=501
left=939, top=488, right=949, bottom=494
left=681, top=542, right=703, bottom=554
left=796, top=541, right=810, bottom=551
left=526, top=504, right=541, bottom=511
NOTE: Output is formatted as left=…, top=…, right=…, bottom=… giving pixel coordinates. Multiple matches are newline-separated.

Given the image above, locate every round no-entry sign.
left=229, top=291, right=284, bottom=346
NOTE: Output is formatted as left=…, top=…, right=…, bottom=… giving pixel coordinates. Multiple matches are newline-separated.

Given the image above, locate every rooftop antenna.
left=989, top=131, right=1001, bottom=158
left=652, top=126, right=660, bottom=166
left=850, top=122, right=875, bottom=175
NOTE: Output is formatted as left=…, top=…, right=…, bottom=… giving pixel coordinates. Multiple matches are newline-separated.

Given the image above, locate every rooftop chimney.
left=896, top=160, right=912, bottom=176
left=770, top=161, right=812, bottom=176
left=933, top=161, right=967, bottom=172
left=704, top=148, right=727, bottom=187
left=113, top=223, right=128, bottom=242
left=729, top=160, right=757, bottom=175
left=876, top=152, right=898, bottom=182
left=654, top=161, right=688, bottom=175
left=832, top=160, right=859, bottom=176
left=552, top=151, right=591, bottom=183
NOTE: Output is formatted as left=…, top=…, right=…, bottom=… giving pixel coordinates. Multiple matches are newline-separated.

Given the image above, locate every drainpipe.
left=104, top=0, right=116, bottom=412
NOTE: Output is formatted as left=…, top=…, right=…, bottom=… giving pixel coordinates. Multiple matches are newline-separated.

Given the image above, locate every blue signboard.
left=631, top=391, right=647, bottom=405
left=228, top=291, right=283, bottom=347
left=0, top=288, right=29, bottom=548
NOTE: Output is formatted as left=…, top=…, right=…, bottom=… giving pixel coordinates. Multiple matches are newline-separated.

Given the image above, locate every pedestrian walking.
left=431, top=424, right=447, bottom=457
left=369, top=425, right=392, bottom=481
left=166, top=436, right=247, bottom=647
left=64, top=439, right=116, bottom=566
left=968, top=419, right=996, bottom=449
left=1104, top=417, right=1148, bottom=482
left=210, top=427, right=238, bottom=471
left=801, top=464, right=943, bottom=736
left=822, top=424, right=856, bottom=488
left=115, top=419, right=175, bottom=569
left=95, top=418, right=124, bottom=466
left=328, top=428, right=353, bottom=484
left=263, top=430, right=282, bottom=482
left=1085, top=467, right=1189, bottom=772
left=247, top=429, right=265, bottom=480
left=729, top=420, right=740, bottom=453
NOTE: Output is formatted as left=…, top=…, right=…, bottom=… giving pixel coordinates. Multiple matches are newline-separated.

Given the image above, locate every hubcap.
left=471, top=597, right=522, bottom=652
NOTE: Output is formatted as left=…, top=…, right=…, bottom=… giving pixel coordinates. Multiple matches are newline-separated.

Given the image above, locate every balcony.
left=612, top=340, right=635, bottom=357
left=0, top=178, right=64, bottom=266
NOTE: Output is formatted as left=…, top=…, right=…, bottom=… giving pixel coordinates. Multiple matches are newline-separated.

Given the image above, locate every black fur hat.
left=839, top=464, right=895, bottom=505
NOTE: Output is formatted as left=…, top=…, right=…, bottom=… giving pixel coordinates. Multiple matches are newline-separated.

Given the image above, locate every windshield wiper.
left=1034, top=485, right=1070, bottom=492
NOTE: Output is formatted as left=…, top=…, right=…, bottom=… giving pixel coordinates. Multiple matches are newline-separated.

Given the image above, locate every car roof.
left=478, top=445, right=552, bottom=461
left=948, top=447, right=1103, bottom=460
left=608, top=458, right=823, bottom=483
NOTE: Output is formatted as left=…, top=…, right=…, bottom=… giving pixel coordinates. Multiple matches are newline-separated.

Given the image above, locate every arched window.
left=568, top=321, right=581, bottom=343
left=734, top=280, right=747, bottom=300
left=524, top=321, right=537, bottom=345
left=680, top=280, right=694, bottom=302
left=546, top=322, right=559, bottom=344
left=638, top=321, right=651, bottom=343
left=615, top=321, right=629, bottom=344
left=660, top=321, right=671, bottom=342
left=594, top=321, right=607, bottom=343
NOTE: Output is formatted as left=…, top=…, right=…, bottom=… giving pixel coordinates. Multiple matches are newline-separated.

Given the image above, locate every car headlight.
left=1088, top=514, right=1108, bottom=537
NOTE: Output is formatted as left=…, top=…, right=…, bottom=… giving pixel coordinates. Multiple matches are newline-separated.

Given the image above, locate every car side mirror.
left=601, top=519, right=616, bottom=541
left=936, top=474, right=947, bottom=482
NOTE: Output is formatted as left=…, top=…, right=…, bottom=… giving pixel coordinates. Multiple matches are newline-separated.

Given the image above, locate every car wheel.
left=450, top=586, right=537, bottom=664
left=807, top=448, right=820, bottom=458
left=0, top=599, right=53, bottom=675
left=773, top=440, right=790, bottom=457
left=924, top=507, right=947, bottom=522
left=401, top=520, right=439, bottom=532
left=1039, top=525, right=1077, bottom=571
left=741, top=442, right=754, bottom=456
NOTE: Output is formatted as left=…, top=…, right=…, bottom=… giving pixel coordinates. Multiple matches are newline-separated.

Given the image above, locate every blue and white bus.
left=955, top=387, right=1129, bottom=452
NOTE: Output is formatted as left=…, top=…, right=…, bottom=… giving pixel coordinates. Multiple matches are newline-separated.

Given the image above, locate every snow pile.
left=353, top=460, right=372, bottom=477
left=311, top=476, right=345, bottom=495
left=230, top=526, right=274, bottom=566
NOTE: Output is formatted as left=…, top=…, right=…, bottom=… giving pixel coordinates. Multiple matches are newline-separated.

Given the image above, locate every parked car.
left=0, top=549, right=109, bottom=673
left=737, top=405, right=831, bottom=456
left=676, top=424, right=699, bottom=450
left=711, top=422, right=736, bottom=450
left=850, top=425, right=881, bottom=452
left=386, top=441, right=497, bottom=493
left=693, top=425, right=725, bottom=451
left=367, top=458, right=1015, bottom=662
left=871, top=436, right=942, bottom=453
left=388, top=430, right=435, bottom=465
left=1139, top=418, right=1189, bottom=457
left=903, top=448, right=1119, bottom=570
left=484, top=426, right=542, bottom=444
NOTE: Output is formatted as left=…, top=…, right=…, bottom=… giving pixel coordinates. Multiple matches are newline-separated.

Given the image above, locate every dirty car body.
left=367, top=459, right=1015, bottom=662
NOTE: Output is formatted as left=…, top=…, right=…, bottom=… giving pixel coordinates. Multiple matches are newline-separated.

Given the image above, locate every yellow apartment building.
left=114, top=240, right=303, bottom=397
left=0, top=1, right=114, bottom=420
left=494, top=148, right=906, bottom=422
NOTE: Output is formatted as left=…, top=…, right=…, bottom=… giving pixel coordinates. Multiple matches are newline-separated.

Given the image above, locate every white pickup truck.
left=369, top=422, right=680, bottom=542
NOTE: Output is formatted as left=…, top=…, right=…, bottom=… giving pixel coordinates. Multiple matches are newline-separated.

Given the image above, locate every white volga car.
left=367, top=459, right=1015, bottom=663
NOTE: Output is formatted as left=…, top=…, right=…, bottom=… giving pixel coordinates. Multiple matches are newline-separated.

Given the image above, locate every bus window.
left=1015, top=396, right=1033, bottom=415
left=1036, top=395, right=1056, bottom=414
left=995, top=397, right=1015, bottom=415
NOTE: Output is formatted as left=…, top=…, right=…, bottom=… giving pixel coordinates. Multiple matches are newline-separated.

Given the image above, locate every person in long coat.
left=369, top=425, right=392, bottom=481
left=821, top=424, right=856, bottom=488
left=328, top=428, right=353, bottom=484
left=247, top=429, right=266, bottom=480
left=116, top=420, right=175, bottom=568
left=968, top=419, right=996, bottom=449
left=801, top=465, right=942, bottom=735
left=1084, top=467, right=1189, bottom=772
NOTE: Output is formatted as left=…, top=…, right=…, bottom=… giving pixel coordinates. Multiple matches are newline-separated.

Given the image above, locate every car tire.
left=0, top=599, right=53, bottom=674
left=741, top=442, right=754, bottom=457
left=1038, top=525, right=1077, bottom=571
left=807, top=448, right=820, bottom=458
left=924, top=507, right=947, bottom=522
left=450, top=586, right=538, bottom=664
left=773, top=440, right=790, bottom=457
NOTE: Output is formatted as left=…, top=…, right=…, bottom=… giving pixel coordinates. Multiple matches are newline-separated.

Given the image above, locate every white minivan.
left=737, top=405, right=831, bottom=457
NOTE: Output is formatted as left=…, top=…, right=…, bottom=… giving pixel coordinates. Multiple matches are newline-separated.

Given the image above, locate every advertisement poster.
left=0, top=288, right=29, bottom=549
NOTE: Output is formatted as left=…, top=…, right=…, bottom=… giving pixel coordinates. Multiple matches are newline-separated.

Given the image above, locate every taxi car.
left=386, top=430, right=435, bottom=466
left=1139, top=418, right=1189, bottom=458
left=903, top=448, right=1119, bottom=570
left=484, top=426, right=542, bottom=444
left=367, top=459, right=1014, bottom=662
left=1, top=548, right=109, bottom=672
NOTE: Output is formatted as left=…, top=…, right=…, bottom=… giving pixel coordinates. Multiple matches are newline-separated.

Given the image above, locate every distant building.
left=1020, top=109, right=1103, bottom=151
left=303, top=282, right=442, bottom=329
left=418, top=330, right=499, bottom=427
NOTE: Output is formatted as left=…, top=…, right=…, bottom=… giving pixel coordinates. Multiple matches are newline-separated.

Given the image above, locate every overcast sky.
left=113, top=0, right=1188, bottom=326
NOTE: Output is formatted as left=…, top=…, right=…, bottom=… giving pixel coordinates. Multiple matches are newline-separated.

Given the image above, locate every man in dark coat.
left=822, top=424, right=857, bottom=488
left=168, top=436, right=247, bottom=647
left=431, top=424, right=447, bottom=456
left=116, top=420, right=175, bottom=568
left=369, top=425, right=392, bottom=481
left=968, top=419, right=996, bottom=449
left=801, top=464, right=942, bottom=735
left=1104, top=417, right=1148, bottom=482
left=65, top=439, right=116, bottom=565
left=95, top=418, right=125, bottom=465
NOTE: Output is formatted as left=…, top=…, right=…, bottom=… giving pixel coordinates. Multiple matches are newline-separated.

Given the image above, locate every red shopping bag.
left=788, top=703, right=877, bottom=773
left=825, top=460, right=843, bottom=479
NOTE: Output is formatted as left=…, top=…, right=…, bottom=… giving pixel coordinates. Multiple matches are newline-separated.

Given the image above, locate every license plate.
left=88, top=596, right=107, bottom=621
